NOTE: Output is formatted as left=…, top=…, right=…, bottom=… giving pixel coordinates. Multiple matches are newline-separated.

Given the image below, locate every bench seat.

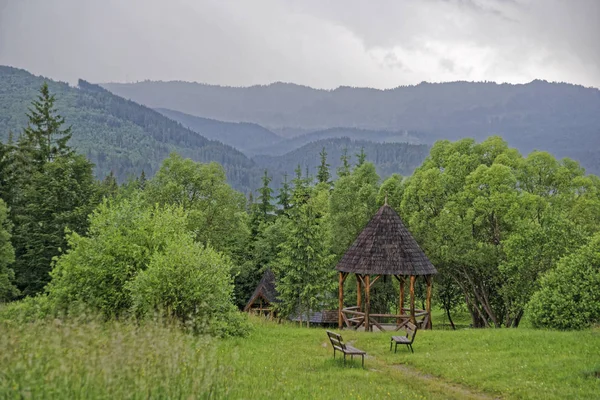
left=390, top=321, right=418, bottom=353
left=326, top=330, right=366, bottom=367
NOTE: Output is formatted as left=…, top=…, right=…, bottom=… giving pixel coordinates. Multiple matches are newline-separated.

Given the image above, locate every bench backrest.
left=326, top=330, right=346, bottom=351
left=405, top=322, right=418, bottom=344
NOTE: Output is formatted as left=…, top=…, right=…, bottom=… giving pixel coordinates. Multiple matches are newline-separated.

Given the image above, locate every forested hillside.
left=248, top=127, right=425, bottom=157
left=156, top=108, right=282, bottom=153
left=0, top=66, right=258, bottom=191
left=103, top=80, right=600, bottom=174
left=253, top=138, right=429, bottom=187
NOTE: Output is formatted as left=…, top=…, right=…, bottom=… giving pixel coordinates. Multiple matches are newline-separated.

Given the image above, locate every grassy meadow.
left=1, top=315, right=599, bottom=399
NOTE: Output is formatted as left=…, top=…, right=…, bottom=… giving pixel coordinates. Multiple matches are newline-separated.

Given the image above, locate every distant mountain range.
left=103, top=79, right=600, bottom=175
left=0, top=66, right=429, bottom=192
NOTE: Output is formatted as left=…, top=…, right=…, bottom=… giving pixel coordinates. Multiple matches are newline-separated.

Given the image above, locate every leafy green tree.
left=329, top=162, right=379, bottom=257
left=528, top=232, right=600, bottom=330
left=377, top=173, right=404, bottom=207
left=0, top=200, right=17, bottom=302
left=127, top=234, right=245, bottom=337
left=145, top=153, right=249, bottom=260
left=317, top=147, right=331, bottom=184
left=401, top=137, right=599, bottom=327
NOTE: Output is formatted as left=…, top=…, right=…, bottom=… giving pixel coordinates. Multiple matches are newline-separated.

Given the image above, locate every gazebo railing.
left=341, top=307, right=429, bottom=331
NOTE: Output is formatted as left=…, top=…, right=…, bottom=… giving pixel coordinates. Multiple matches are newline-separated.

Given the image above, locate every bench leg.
left=343, top=353, right=346, bottom=365
left=408, top=344, right=413, bottom=353
left=390, top=340, right=392, bottom=352
left=362, top=355, right=364, bottom=368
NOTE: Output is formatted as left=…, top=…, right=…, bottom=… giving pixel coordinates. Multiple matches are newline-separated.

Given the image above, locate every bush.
left=128, top=238, right=250, bottom=337
left=527, top=233, right=600, bottom=330
left=44, top=196, right=248, bottom=336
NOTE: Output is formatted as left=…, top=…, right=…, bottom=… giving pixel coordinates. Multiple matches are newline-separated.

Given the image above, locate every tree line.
left=0, top=84, right=598, bottom=333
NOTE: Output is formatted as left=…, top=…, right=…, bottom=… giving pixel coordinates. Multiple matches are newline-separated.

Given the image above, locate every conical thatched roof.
left=336, top=204, right=437, bottom=276
left=243, top=269, right=279, bottom=311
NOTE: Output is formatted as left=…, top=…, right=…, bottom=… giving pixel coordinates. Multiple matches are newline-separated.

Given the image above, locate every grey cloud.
left=0, top=0, right=598, bottom=89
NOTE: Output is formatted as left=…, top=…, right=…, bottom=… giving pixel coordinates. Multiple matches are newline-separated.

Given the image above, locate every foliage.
left=527, top=233, right=600, bottom=330
left=0, top=200, right=17, bottom=302
left=275, top=183, right=336, bottom=323
left=20, top=82, right=73, bottom=166
left=145, top=153, right=250, bottom=261
left=128, top=235, right=249, bottom=337
left=2, top=83, right=99, bottom=297
left=401, top=137, right=600, bottom=327
left=47, top=196, right=248, bottom=336
left=329, top=162, right=380, bottom=257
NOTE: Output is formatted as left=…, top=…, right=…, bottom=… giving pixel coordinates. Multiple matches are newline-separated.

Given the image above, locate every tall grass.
left=1, top=316, right=599, bottom=399
left=0, top=319, right=224, bottom=399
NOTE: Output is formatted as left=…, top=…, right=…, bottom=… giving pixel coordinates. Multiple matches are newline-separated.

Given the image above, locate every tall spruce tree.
left=276, top=173, right=291, bottom=213
left=338, top=147, right=351, bottom=177
left=317, top=147, right=331, bottom=184
left=21, top=82, right=73, bottom=167
left=257, top=169, right=275, bottom=221
left=356, top=147, right=367, bottom=166
left=10, top=84, right=97, bottom=296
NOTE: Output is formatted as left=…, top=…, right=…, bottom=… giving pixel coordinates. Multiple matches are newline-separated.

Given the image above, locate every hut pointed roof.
left=336, top=204, right=437, bottom=276
left=243, top=269, right=279, bottom=311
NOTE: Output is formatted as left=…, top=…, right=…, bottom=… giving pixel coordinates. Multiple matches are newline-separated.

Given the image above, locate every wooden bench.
left=390, top=321, right=417, bottom=353
left=326, top=330, right=366, bottom=367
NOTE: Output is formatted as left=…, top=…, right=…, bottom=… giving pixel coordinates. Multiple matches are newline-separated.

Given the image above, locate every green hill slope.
left=0, top=66, right=258, bottom=191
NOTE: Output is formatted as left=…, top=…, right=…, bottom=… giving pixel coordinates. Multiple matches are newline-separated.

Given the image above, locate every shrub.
left=128, top=238, right=250, bottom=337
left=527, top=233, right=600, bottom=330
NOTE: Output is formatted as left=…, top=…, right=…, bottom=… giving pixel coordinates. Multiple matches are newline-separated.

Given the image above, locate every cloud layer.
left=0, top=0, right=598, bottom=88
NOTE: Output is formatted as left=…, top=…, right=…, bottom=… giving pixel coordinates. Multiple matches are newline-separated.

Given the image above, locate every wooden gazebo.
left=244, top=269, right=278, bottom=319
left=336, top=202, right=437, bottom=331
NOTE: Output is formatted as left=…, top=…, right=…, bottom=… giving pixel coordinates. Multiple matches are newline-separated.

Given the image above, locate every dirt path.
left=389, top=363, right=501, bottom=400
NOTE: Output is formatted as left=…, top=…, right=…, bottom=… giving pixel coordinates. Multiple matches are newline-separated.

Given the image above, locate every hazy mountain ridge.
left=155, top=108, right=282, bottom=152
left=102, top=79, right=600, bottom=174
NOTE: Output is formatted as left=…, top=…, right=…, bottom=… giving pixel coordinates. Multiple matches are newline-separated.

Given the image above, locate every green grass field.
left=1, top=317, right=599, bottom=399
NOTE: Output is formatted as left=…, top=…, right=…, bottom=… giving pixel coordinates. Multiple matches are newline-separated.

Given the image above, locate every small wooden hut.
left=243, top=269, right=278, bottom=319
left=336, top=202, right=437, bottom=331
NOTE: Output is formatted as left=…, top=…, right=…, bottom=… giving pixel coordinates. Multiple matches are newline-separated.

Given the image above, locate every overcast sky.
left=0, top=0, right=598, bottom=89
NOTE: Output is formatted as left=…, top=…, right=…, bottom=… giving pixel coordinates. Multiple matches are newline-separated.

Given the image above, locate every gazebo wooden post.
left=338, top=272, right=348, bottom=329
left=425, top=275, right=433, bottom=329
left=364, top=275, right=371, bottom=332
left=356, top=274, right=362, bottom=311
left=409, top=275, right=416, bottom=324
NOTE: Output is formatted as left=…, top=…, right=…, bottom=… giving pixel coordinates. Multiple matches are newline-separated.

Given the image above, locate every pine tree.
left=356, top=147, right=367, bottom=166
left=139, top=170, right=147, bottom=190
left=21, top=82, right=73, bottom=167
left=317, top=147, right=331, bottom=184
left=338, top=147, right=351, bottom=177
left=276, top=173, right=291, bottom=213
left=9, top=85, right=97, bottom=296
left=257, top=169, right=275, bottom=221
